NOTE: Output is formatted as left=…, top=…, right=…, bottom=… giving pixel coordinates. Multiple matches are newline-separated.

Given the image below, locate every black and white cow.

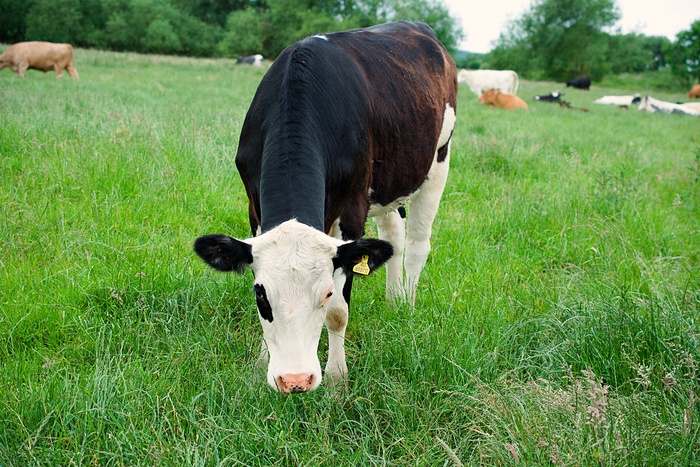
left=236, top=54, right=263, bottom=66
left=637, top=96, right=700, bottom=116
left=533, top=91, right=562, bottom=102
left=194, top=21, right=458, bottom=393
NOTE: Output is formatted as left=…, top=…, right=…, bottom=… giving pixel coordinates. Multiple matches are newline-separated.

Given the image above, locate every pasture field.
left=1, top=47, right=699, bottom=465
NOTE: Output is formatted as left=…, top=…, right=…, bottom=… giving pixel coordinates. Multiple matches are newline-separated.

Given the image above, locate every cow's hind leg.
left=404, top=145, right=451, bottom=306
left=66, top=63, right=79, bottom=79
left=403, top=104, right=455, bottom=306
left=374, top=209, right=405, bottom=303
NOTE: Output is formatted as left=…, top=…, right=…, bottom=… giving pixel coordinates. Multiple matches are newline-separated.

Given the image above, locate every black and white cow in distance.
left=236, top=54, right=263, bottom=66
left=194, top=21, right=458, bottom=393
left=533, top=91, right=562, bottom=102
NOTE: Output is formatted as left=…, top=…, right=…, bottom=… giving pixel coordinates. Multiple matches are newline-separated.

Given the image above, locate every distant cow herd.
left=3, top=40, right=698, bottom=117
left=456, top=68, right=699, bottom=116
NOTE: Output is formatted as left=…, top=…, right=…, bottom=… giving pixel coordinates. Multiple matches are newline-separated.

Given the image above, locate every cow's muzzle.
left=276, top=373, right=315, bottom=393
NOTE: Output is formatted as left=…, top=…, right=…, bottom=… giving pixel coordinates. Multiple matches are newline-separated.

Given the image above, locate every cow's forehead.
left=248, top=220, right=342, bottom=278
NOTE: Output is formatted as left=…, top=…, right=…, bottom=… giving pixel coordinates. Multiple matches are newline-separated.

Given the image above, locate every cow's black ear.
left=194, top=234, right=252, bottom=273
left=334, top=239, right=393, bottom=275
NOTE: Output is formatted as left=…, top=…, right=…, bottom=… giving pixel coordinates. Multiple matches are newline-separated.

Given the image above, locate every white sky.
left=443, top=0, right=700, bottom=53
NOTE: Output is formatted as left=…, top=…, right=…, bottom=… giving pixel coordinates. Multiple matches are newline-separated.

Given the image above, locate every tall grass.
left=1, top=48, right=698, bottom=465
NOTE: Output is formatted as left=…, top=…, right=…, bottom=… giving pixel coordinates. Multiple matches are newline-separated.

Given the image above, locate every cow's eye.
left=322, top=287, right=334, bottom=305
left=254, top=284, right=273, bottom=322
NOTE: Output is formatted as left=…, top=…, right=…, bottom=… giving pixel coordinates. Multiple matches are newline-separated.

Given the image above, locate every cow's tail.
left=512, top=72, right=520, bottom=95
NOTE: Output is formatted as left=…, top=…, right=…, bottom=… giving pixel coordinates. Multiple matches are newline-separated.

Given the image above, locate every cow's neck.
left=259, top=143, right=326, bottom=233
left=258, top=46, right=329, bottom=234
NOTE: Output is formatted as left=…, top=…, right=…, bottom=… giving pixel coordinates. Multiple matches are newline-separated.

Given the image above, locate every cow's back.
left=236, top=21, right=457, bottom=238
left=329, top=22, right=457, bottom=207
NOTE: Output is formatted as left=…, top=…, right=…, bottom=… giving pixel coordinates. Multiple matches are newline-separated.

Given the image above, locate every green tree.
left=219, top=0, right=463, bottom=59
left=24, top=0, right=83, bottom=44
left=490, top=0, right=619, bottom=81
left=0, top=0, right=34, bottom=43
left=389, top=0, right=463, bottom=54
left=144, top=18, right=182, bottom=54
left=168, top=0, right=256, bottom=27
left=670, top=19, right=700, bottom=85
left=2, top=0, right=461, bottom=59
left=89, top=0, right=222, bottom=55
left=606, top=33, right=672, bottom=74
left=263, top=0, right=341, bottom=57
left=218, top=7, right=266, bottom=56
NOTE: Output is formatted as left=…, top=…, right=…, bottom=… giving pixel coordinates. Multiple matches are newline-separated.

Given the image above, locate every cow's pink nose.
left=277, top=373, right=314, bottom=393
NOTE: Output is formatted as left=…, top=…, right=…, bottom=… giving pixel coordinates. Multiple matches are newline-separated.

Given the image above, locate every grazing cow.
left=689, top=85, right=700, bottom=99
left=594, top=94, right=641, bottom=106
left=458, top=69, right=519, bottom=95
left=566, top=76, right=590, bottom=90
left=638, top=96, right=700, bottom=116
left=0, top=41, right=78, bottom=78
left=478, top=88, right=528, bottom=110
left=533, top=91, right=562, bottom=102
left=236, top=54, right=264, bottom=66
left=194, top=21, right=457, bottom=393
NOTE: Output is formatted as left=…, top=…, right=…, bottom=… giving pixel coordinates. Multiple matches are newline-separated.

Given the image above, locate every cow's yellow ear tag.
left=353, top=255, right=371, bottom=275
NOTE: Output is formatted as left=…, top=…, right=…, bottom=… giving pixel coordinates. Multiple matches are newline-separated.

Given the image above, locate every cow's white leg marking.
left=324, top=220, right=348, bottom=385
left=374, top=209, right=405, bottom=302
left=324, top=269, right=349, bottom=385
left=403, top=104, right=455, bottom=306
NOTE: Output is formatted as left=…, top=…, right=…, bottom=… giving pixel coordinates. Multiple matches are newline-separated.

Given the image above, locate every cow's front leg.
left=324, top=272, right=351, bottom=386
left=324, top=302, right=348, bottom=385
left=18, top=62, right=28, bottom=78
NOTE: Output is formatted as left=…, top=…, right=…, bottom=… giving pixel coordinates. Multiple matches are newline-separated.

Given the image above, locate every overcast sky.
left=443, top=0, right=699, bottom=53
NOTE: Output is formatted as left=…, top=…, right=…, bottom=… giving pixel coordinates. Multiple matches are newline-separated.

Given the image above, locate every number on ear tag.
left=352, top=255, right=371, bottom=275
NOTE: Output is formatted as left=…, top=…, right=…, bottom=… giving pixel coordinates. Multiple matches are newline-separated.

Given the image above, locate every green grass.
left=1, top=47, right=699, bottom=465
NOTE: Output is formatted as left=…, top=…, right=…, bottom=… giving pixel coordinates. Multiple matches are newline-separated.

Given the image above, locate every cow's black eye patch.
left=254, top=284, right=273, bottom=322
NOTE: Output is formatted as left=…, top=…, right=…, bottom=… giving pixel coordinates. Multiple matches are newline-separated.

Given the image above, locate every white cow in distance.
left=594, top=94, right=641, bottom=106
left=638, top=96, right=700, bottom=116
left=458, top=69, right=519, bottom=95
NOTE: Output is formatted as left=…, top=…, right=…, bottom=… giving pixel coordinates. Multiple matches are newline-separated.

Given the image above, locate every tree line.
left=486, top=0, right=700, bottom=88
left=0, top=0, right=463, bottom=58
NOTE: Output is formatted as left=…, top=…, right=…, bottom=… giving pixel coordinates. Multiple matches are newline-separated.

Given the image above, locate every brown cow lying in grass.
left=478, top=88, right=528, bottom=110
left=0, top=42, right=79, bottom=79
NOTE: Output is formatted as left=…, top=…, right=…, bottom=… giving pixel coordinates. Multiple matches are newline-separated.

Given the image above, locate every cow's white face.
left=248, top=223, right=341, bottom=392
left=194, top=219, right=393, bottom=392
